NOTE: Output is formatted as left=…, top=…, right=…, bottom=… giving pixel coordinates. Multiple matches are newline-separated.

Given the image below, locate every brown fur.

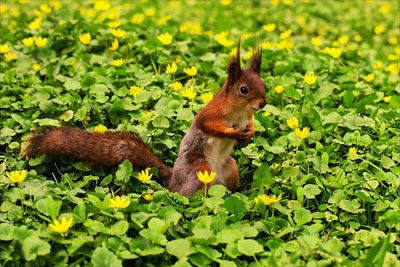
left=25, top=41, right=266, bottom=196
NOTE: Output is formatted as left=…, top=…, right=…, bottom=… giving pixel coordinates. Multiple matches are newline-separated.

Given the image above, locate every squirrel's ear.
left=250, top=47, right=262, bottom=75
left=227, top=39, right=242, bottom=86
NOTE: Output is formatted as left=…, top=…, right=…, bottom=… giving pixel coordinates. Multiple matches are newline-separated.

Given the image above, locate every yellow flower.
left=379, top=3, right=391, bottom=14
left=280, top=29, right=292, bottom=39
left=131, top=13, right=145, bottom=24
left=196, top=170, right=217, bottom=184
left=32, top=63, right=41, bottom=72
left=181, top=88, right=196, bottom=100
left=179, top=22, right=202, bottom=35
left=112, top=59, right=124, bottom=67
left=374, top=24, right=385, bottom=35
left=108, top=196, right=130, bottom=209
left=383, top=96, right=391, bottom=103
left=49, top=217, right=73, bottom=234
left=387, top=54, right=398, bottom=61
left=388, top=36, right=398, bottom=45
left=241, top=32, right=251, bottom=41
left=0, top=43, right=10, bottom=53
left=6, top=170, right=27, bottom=184
left=50, top=1, right=62, bottom=10
left=274, top=85, right=284, bottom=94
left=348, top=147, right=357, bottom=157
left=311, top=36, right=322, bottom=47
left=107, top=20, right=121, bottom=28
left=166, top=63, right=177, bottom=74
left=28, top=17, right=42, bottom=30
left=109, top=38, right=119, bottom=51
left=94, top=0, right=110, bottom=11
left=34, top=36, right=47, bottom=48
left=111, top=29, right=126, bottom=38
left=40, top=3, right=51, bottom=14
left=364, top=73, right=374, bottom=82
left=215, top=32, right=234, bottom=47
left=129, top=85, right=143, bottom=97
left=4, top=52, right=16, bottom=62
left=157, top=33, right=172, bottom=45
left=277, top=39, right=294, bottom=50
left=172, top=81, right=183, bottom=91
left=338, top=35, right=349, bottom=45
left=220, top=0, right=232, bottom=5
left=144, top=8, right=156, bottom=17
left=183, top=66, right=198, bottom=76
left=79, top=32, right=91, bottom=45
left=296, top=15, right=306, bottom=25
left=255, top=194, right=282, bottom=205
left=353, top=34, right=362, bottom=42
left=261, top=42, right=273, bottom=50
left=137, top=168, right=152, bottom=183
left=263, top=23, right=276, bottom=32
left=58, top=20, right=66, bottom=26
left=373, top=61, right=383, bottom=69
left=386, top=64, right=399, bottom=75
left=201, top=92, right=213, bottom=104
left=94, top=124, right=107, bottom=134
left=156, top=15, right=171, bottom=26
left=295, top=127, right=310, bottom=139
left=22, top=37, right=34, bottom=47
left=287, top=117, right=299, bottom=129
left=143, top=194, right=153, bottom=202
left=304, top=72, right=317, bottom=85
left=326, top=47, right=342, bottom=59
left=263, top=110, right=271, bottom=117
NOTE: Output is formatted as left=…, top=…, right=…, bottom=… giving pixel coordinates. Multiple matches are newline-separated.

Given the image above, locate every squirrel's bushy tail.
left=24, top=127, right=172, bottom=183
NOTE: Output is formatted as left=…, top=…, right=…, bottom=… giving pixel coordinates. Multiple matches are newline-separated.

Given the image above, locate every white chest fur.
left=206, top=136, right=235, bottom=184
left=205, top=109, right=250, bottom=186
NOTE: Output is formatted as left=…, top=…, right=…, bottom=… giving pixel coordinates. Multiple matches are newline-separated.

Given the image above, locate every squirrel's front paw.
left=237, top=128, right=255, bottom=142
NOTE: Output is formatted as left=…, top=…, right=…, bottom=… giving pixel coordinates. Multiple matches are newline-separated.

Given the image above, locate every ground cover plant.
left=0, top=0, right=399, bottom=266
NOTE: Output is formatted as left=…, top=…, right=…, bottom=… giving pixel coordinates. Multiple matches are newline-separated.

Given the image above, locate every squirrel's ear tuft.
left=227, top=39, right=242, bottom=87
left=250, top=47, right=262, bottom=75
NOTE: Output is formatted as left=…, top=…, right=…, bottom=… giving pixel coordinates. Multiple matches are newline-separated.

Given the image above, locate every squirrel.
left=24, top=41, right=266, bottom=196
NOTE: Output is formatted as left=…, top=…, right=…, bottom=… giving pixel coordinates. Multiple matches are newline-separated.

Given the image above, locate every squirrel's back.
left=25, top=127, right=172, bottom=181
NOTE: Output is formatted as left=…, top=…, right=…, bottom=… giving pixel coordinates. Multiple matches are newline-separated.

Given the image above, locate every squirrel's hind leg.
left=170, top=159, right=210, bottom=196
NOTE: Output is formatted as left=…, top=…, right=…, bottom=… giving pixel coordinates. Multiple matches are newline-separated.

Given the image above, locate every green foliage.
left=1, top=0, right=399, bottom=266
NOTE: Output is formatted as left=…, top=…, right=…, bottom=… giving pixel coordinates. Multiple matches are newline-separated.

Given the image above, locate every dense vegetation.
left=0, top=0, right=399, bottom=266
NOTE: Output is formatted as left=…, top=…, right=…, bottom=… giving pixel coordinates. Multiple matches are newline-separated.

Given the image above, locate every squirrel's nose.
left=259, top=99, right=266, bottom=109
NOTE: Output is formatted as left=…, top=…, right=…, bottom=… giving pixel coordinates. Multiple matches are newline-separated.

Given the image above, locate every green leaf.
left=22, top=236, right=51, bottom=261
left=294, top=208, right=313, bottom=226
left=216, top=229, right=244, bottom=244
left=166, top=239, right=195, bottom=259
left=108, top=98, right=125, bottom=125
left=115, top=160, right=132, bottom=185
left=364, top=235, right=390, bottom=267
left=381, top=156, right=395, bottom=169
left=0, top=223, right=15, bottom=241
left=303, top=184, right=322, bottom=199
left=223, top=196, right=247, bottom=221
left=152, top=115, right=170, bottom=128
left=92, top=247, right=122, bottom=267
left=338, top=199, right=364, bottom=214
left=64, top=79, right=81, bottom=90
left=252, top=164, right=273, bottom=191
left=148, top=218, right=167, bottom=233
left=237, top=239, right=263, bottom=256
left=110, top=220, right=129, bottom=236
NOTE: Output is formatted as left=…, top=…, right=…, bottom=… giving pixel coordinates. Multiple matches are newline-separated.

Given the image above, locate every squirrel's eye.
left=240, top=86, right=249, bottom=95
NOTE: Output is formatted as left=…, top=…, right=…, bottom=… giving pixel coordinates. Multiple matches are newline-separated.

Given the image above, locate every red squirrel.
left=25, top=41, right=266, bottom=196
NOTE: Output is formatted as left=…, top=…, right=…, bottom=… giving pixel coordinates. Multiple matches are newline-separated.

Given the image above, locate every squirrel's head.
left=225, top=40, right=266, bottom=112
